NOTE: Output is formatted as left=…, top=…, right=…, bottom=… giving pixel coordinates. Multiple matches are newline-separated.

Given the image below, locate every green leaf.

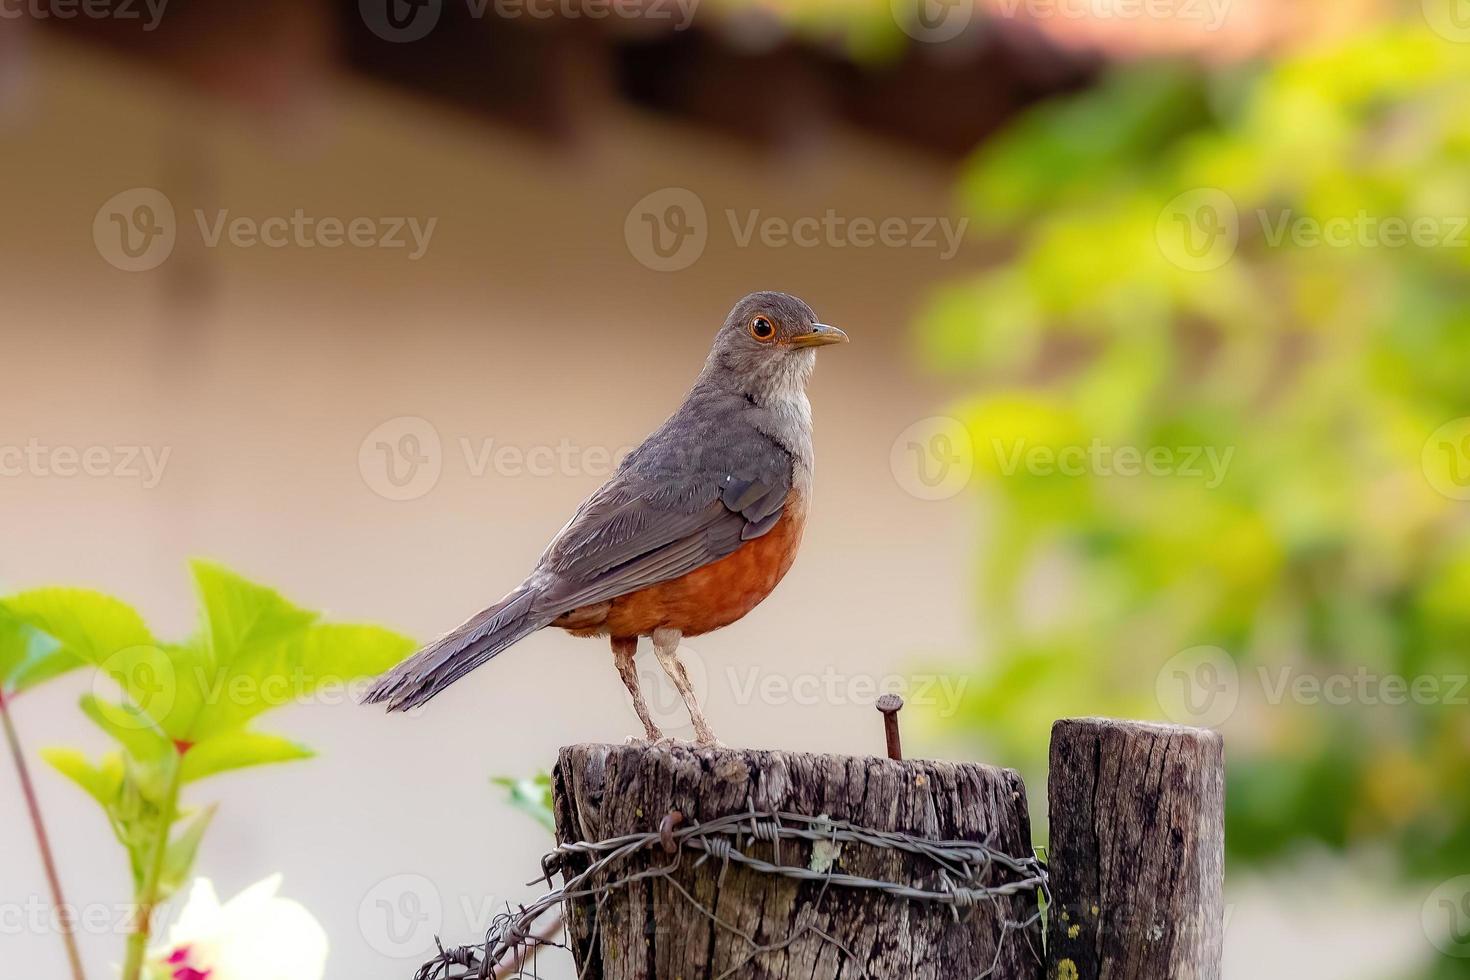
left=3, top=590, right=180, bottom=733
left=3, top=588, right=153, bottom=670
left=42, top=747, right=124, bottom=809
left=79, top=694, right=172, bottom=764
left=185, top=622, right=414, bottom=742
left=295, top=623, right=415, bottom=689
left=147, top=639, right=211, bottom=742
left=492, top=772, right=555, bottom=833
left=159, top=804, right=216, bottom=898
left=180, top=730, right=314, bottom=783
left=191, top=560, right=317, bottom=666
left=176, top=562, right=322, bottom=741
left=0, top=613, right=79, bottom=696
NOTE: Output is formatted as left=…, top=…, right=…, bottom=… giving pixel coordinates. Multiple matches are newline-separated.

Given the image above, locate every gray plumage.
left=363, top=291, right=836, bottom=712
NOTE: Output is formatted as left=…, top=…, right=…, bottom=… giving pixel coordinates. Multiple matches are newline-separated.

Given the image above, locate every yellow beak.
left=790, top=323, right=849, bottom=348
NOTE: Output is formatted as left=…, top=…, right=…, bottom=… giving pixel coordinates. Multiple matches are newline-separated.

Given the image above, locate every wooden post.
left=552, top=742, right=1044, bottom=980
left=1045, top=718, right=1225, bottom=980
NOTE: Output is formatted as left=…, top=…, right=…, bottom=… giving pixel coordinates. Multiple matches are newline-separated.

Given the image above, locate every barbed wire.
left=415, top=806, right=1049, bottom=980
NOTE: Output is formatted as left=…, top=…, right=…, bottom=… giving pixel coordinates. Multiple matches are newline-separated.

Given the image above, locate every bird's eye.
left=749, top=316, right=776, bottom=342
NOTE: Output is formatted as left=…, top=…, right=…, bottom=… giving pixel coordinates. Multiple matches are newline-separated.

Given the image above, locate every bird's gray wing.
left=531, top=441, right=792, bottom=614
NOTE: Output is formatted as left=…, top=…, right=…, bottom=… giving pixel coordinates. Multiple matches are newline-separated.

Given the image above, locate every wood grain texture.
left=553, top=743, right=1043, bottom=980
left=1045, top=718, right=1225, bottom=980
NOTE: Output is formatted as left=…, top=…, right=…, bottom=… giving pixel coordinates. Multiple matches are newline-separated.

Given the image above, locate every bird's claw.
left=649, top=734, right=725, bottom=750
left=622, top=732, right=724, bottom=749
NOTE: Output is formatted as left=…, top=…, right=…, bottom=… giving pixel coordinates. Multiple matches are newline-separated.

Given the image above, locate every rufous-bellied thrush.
left=363, top=291, right=847, bottom=744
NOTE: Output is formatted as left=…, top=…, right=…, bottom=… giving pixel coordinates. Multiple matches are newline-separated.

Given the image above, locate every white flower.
left=148, top=875, right=328, bottom=980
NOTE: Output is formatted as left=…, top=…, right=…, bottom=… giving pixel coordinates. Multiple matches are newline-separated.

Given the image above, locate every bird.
left=362, top=291, right=847, bottom=744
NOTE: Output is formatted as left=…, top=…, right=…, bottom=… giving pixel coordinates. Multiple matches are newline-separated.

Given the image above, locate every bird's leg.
left=612, top=636, right=662, bottom=742
left=651, top=627, right=719, bottom=747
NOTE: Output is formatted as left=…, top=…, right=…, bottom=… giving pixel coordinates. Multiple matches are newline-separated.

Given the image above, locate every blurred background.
left=3, top=0, right=1469, bottom=977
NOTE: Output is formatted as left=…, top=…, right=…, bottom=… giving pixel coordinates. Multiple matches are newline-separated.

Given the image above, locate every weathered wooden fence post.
left=1045, top=718, right=1225, bottom=980
left=552, top=742, right=1045, bottom=980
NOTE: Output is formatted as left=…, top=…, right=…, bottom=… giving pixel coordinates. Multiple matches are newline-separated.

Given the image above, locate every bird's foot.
left=691, top=723, right=723, bottom=749
left=642, top=733, right=724, bottom=750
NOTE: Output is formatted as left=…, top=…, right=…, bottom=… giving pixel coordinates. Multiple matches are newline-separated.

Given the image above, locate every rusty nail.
left=876, top=694, right=904, bottom=760
left=659, top=810, right=684, bottom=854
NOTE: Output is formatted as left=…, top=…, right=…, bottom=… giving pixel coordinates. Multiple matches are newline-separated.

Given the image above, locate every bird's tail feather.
left=361, top=586, right=549, bottom=712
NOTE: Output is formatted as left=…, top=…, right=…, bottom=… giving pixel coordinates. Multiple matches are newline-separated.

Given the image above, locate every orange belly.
left=556, top=494, right=806, bottom=639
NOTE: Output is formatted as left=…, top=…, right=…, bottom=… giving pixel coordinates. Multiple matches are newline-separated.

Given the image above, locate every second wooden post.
left=1045, top=717, right=1225, bottom=980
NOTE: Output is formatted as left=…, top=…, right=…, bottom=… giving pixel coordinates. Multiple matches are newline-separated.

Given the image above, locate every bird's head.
left=703, top=291, right=848, bottom=402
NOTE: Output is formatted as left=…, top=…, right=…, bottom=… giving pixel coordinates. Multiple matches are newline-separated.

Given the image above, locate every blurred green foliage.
left=2, top=563, right=413, bottom=980
left=493, top=772, right=556, bottom=834
left=924, top=17, right=1470, bottom=903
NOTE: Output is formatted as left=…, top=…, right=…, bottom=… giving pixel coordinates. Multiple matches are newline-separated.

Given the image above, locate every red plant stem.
left=1, top=695, right=88, bottom=980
